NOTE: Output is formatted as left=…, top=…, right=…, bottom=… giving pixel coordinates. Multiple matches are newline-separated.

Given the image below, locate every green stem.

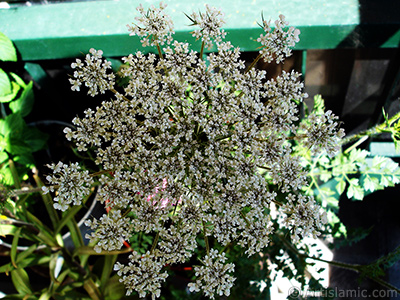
left=280, top=235, right=400, bottom=294
left=10, top=187, right=43, bottom=196
left=156, top=44, right=164, bottom=60
left=199, top=41, right=205, bottom=60
left=344, top=135, right=369, bottom=154
left=202, top=220, right=210, bottom=255
left=83, top=277, right=103, bottom=300
left=240, top=210, right=251, bottom=227
left=110, top=88, right=130, bottom=102
left=150, top=231, right=160, bottom=253
left=342, top=110, right=400, bottom=147
left=245, top=52, right=263, bottom=74
left=89, top=169, right=112, bottom=178
left=368, top=275, right=400, bottom=294
left=8, top=159, right=21, bottom=190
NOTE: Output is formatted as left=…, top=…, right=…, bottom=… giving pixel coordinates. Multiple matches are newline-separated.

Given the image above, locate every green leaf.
left=347, top=183, right=364, bottom=200
left=0, top=68, right=19, bottom=103
left=10, top=227, right=22, bottom=268
left=362, top=176, right=380, bottom=192
left=0, top=163, right=15, bottom=185
left=0, top=151, right=8, bottom=163
left=349, top=148, right=369, bottom=163
left=1, top=81, right=20, bottom=104
left=16, top=244, right=38, bottom=264
left=5, top=135, right=31, bottom=155
left=335, top=179, right=346, bottom=195
left=312, top=94, right=325, bottom=115
left=49, top=252, right=63, bottom=283
left=10, top=73, right=27, bottom=89
left=33, top=174, right=59, bottom=230
left=327, top=210, right=347, bottom=238
left=23, top=126, right=49, bottom=152
left=11, top=268, right=33, bottom=295
left=0, top=223, right=19, bottom=236
left=14, top=152, right=35, bottom=166
left=3, top=112, right=24, bottom=136
left=0, top=32, right=17, bottom=62
left=103, top=275, right=127, bottom=300
left=0, top=253, right=51, bottom=273
left=9, top=81, right=34, bottom=117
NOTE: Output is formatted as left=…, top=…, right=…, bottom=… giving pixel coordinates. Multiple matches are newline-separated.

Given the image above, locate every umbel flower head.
left=45, top=3, right=345, bottom=299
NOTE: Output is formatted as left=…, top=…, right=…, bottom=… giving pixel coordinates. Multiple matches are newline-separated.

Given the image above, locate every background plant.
left=0, top=32, right=47, bottom=190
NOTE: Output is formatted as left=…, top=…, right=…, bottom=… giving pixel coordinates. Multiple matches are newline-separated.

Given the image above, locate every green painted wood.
left=0, top=0, right=398, bottom=61
left=369, top=142, right=400, bottom=157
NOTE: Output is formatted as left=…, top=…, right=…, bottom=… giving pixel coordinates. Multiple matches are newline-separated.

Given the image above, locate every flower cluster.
left=45, top=3, right=345, bottom=299
left=188, top=249, right=236, bottom=299
left=127, top=2, right=174, bottom=47
left=257, top=14, right=300, bottom=64
left=187, top=5, right=226, bottom=49
left=85, top=210, right=133, bottom=253
left=298, top=110, right=346, bottom=157
left=114, top=251, right=168, bottom=299
left=69, top=48, right=115, bottom=97
left=281, top=194, right=328, bottom=243
left=42, top=162, right=93, bottom=211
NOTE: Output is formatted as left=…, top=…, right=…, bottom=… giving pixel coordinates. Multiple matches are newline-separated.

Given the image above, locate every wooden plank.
left=0, top=0, right=397, bottom=60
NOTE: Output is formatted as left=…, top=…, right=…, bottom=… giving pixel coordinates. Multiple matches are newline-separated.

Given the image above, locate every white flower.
left=127, top=2, right=174, bottom=47
left=257, top=14, right=300, bottom=63
left=69, top=48, right=115, bottom=96
left=85, top=210, right=133, bottom=253
left=44, top=162, right=94, bottom=211
left=187, top=4, right=226, bottom=49
left=298, top=110, right=346, bottom=157
left=114, top=251, right=168, bottom=299
left=188, top=249, right=235, bottom=299
left=281, top=194, right=327, bottom=243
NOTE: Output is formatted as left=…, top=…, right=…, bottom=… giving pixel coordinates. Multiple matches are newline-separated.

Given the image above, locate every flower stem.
left=157, top=44, right=164, bottom=60
left=110, top=88, right=130, bottom=102
left=245, top=52, right=263, bottom=74
left=279, top=234, right=400, bottom=294
left=200, top=41, right=205, bottom=60
left=202, top=220, right=209, bottom=255
left=150, top=231, right=160, bottom=253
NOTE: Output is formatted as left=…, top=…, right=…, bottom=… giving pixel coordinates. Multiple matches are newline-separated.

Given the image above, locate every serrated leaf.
left=9, top=81, right=34, bottom=117
left=349, top=148, right=369, bottom=163
left=0, top=80, right=20, bottom=104
left=0, top=164, right=15, bottom=185
left=363, top=176, right=380, bottom=192
left=0, top=32, right=17, bottom=62
left=312, top=94, right=325, bottom=115
left=348, top=177, right=359, bottom=186
left=319, top=169, right=332, bottom=182
left=347, top=184, right=364, bottom=200
left=327, top=210, right=346, bottom=237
